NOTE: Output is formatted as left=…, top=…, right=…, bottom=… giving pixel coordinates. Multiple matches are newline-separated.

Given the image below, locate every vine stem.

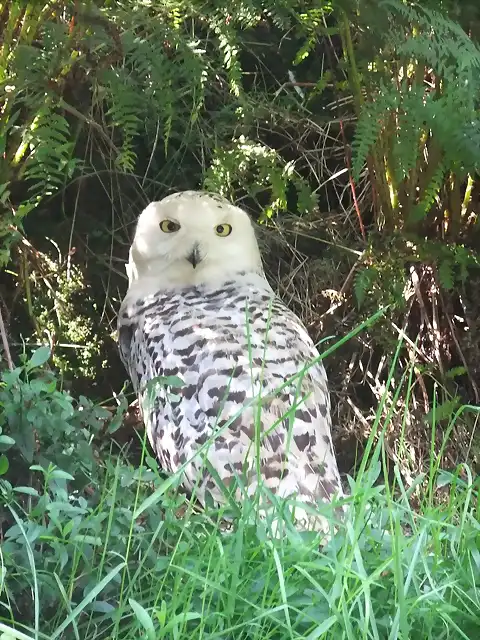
left=339, top=119, right=366, bottom=241
left=339, top=10, right=394, bottom=229
left=335, top=10, right=365, bottom=241
left=0, top=305, right=13, bottom=370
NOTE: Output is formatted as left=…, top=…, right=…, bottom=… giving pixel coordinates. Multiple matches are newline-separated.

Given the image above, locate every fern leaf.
left=23, top=106, right=76, bottom=197
left=408, top=161, right=446, bottom=224
left=354, top=267, right=374, bottom=308
left=352, top=86, right=398, bottom=181
left=438, top=260, right=454, bottom=290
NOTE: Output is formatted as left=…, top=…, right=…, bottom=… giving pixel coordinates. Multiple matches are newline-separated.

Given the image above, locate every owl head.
left=126, top=191, right=265, bottom=291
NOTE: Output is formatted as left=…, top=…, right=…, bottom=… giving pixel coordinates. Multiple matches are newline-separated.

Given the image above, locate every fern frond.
left=352, top=84, right=398, bottom=181
left=354, top=267, right=375, bottom=308
left=382, top=0, right=480, bottom=80
left=409, top=161, right=446, bottom=224
left=214, top=22, right=243, bottom=97
left=104, top=71, right=143, bottom=171
left=391, top=85, right=425, bottom=183
left=438, top=259, right=454, bottom=290
left=23, top=106, right=76, bottom=197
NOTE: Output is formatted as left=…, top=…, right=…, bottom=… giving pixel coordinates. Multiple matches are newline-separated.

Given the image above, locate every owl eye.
left=215, top=223, right=232, bottom=237
left=159, top=219, right=181, bottom=233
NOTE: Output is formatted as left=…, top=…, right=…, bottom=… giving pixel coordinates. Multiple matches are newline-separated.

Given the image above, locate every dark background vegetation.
left=2, top=0, right=479, bottom=472
left=0, top=1, right=479, bottom=637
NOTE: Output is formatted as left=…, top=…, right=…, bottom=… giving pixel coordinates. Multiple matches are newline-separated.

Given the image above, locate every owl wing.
left=117, top=288, right=342, bottom=529
left=266, top=302, right=342, bottom=502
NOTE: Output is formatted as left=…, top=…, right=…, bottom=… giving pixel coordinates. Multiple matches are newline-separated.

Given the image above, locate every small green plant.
left=0, top=346, right=114, bottom=483
left=204, top=135, right=316, bottom=217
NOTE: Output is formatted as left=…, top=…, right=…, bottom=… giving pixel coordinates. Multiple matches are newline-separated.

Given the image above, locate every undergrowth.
left=0, top=335, right=479, bottom=639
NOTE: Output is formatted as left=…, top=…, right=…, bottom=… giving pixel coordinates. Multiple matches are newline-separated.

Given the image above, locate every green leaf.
left=72, top=535, right=102, bottom=546
left=0, top=622, right=36, bottom=639
left=50, top=562, right=127, bottom=640
left=436, top=470, right=454, bottom=488
left=354, top=267, right=374, bottom=308
left=161, top=374, right=185, bottom=388
left=306, top=616, right=337, bottom=639
left=15, top=426, right=36, bottom=464
left=90, top=601, right=115, bottom=613
left=445, top=366, right=467, bottom=379
left=129, top=599, right=156, bottom=640
left=13, top=486, right=39, bottom=496
left=424, top=397, right=461, bottom=424
left=50, top=469, right=75, bottom=481
left=29, top=464, right=46, bottom=473
left=0, top=454, right=9, bottom=475
left=26, top=346, right=51, bottom=371
left=0, top=434, right=15, bottom=448
left=438, top=260, right=454, bottom=290
left=133, top=474, right=180, bottom=519
left=160, top=612, right=202, bottom=634
left=108, top=395, right=128, bottom=434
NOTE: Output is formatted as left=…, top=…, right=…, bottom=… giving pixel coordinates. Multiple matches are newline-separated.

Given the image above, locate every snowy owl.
left=118, top=191, right=343, bottom=532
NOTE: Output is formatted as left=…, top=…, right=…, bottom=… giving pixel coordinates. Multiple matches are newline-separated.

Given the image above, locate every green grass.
left=0, top=342, right=479, bottom=639
left=1, top=447, right=479, bottom=639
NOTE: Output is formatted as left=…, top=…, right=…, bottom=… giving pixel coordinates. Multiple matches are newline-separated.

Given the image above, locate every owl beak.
left=186, top=243, right=201, bottom=269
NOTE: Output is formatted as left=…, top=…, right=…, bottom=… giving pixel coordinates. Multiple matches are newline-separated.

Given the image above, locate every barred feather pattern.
left=118, top=271, right=343, bottom=531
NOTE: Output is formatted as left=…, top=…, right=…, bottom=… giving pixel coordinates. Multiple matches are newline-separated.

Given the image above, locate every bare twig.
left=339, top=119, right=366, bottom=241
left=59, top=99, right=119, bottom=154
